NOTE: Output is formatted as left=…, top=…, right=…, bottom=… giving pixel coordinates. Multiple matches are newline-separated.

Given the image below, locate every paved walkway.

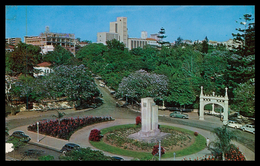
left=8, top=119, right=255, bottom=161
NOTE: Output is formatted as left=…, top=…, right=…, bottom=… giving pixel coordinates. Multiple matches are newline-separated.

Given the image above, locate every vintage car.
left=227, top=120, right=242, bottom=129
left=60, top=143, right=81, bottom=153
left=9, top=131, right=31, bottom=143
left=241, top=124, right=255, bottom=134
left=169, top=111, right=189, bottom=119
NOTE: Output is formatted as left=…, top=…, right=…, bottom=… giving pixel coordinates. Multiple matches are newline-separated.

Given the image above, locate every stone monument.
left=128, top=97, right=169, bottom=143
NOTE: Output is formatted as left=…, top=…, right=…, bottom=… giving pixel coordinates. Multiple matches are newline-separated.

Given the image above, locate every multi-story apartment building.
left=24, top=27, right=76, bottom=55
left=5, top=37, right=21, bottom=46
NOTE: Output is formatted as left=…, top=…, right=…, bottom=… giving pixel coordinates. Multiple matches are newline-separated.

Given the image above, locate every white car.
left=241, top=124, right=255, bottom=134
left=99, top=83, right=105, bottom=87
left=227, top=120, right=242, bottom=129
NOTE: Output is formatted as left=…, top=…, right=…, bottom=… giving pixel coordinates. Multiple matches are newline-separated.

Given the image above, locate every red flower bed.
left=194, top=131, right=198, bottom=136
left=151, top=145, right=165, bottom=156
left=182, top=145, right=246, bottom=161
left=136, top=116, right=141, bottom=125
left=89, top=129, right=103, bottom=142
left=27, top=116, right=114, bottom=140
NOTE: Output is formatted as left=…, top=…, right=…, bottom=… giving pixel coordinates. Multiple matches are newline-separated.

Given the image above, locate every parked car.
left=227, top=120, right=242, bottom=129
left=99, top=83, right=105, bottom=87
left=60, top=143, right=81, bottom=153
left=240, top=124, right=255, bottom=134
left=169, top=111, right=189, bottom=119
left=9, top=131, right=31, bottom=143
left=111, top=156, right=124, bottom=161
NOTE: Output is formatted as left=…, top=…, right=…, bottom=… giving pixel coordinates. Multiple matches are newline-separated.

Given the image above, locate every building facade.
left=97, top=17, right=128, bottom=46
left=97, top=32, right=119, bottom=45
left=5, top=38, right=21, bottom=46
left=24, top=27, right=76, bottom=55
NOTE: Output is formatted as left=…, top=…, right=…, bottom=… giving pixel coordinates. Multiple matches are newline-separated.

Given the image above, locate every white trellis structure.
left=199, top=86, right=229, bottom=125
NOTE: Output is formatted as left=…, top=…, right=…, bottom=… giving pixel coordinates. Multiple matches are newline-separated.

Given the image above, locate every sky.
left=6, top=5, right=255, bottom=43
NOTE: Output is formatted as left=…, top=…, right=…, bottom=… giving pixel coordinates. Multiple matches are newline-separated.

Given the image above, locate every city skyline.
left=6, top=5, right=254, bottom=43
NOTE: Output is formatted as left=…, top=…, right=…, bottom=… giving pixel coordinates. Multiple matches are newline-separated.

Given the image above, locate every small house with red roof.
left=33, top=62, right=53, bottom=77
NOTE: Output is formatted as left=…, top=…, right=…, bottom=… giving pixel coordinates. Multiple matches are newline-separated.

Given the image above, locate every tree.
left=228, top=14, right=255, bottom=84
left=106, top=39, right=125, bottom=51
left=231, top=78, right=255, bottom=117
left=174, top=36, right=183, bottom=47
left=52, top=110, right=66, bottom=125
left=8, top=42, right=42, bottom=76
left=201, top=36, right=209, bottom=53
left=227, top=14, right=255, bottom=108
left=209, top=125, right=237, bottom=161
left=116, top=70, right=168, bottom=102
left=43, top=45, right=74, bottom=66
left=157, top=27, right=171, bottom=47
left=15, top=65, right=100, bottom=107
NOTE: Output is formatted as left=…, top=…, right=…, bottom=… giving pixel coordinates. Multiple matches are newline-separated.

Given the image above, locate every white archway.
left=199, top=86, right=229, bottom=125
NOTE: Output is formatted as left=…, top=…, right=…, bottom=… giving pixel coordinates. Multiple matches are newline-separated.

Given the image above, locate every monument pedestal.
left=128, top=97, right=170, bottom=143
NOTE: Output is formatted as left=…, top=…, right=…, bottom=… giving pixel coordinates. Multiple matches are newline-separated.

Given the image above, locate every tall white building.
left=97, top=17, right=128, bottom=46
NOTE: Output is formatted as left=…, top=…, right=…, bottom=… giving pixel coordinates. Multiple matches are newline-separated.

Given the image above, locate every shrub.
left=89, top=129, right=103, bottom=142
left=27, top=116, right=114, bottom=140
left=151, top=145, right=165, bottom=156
left=38, top=155, right=54, bottom=161
left=136, top=116, right=141, bottom=125
left=194, top=132, right=198, bottom=136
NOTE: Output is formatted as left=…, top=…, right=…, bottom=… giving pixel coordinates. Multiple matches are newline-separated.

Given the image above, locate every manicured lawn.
left=90, top=124, right=206, bottom=159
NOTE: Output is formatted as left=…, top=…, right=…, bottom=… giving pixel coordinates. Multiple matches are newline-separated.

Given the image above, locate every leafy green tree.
left=174, top=36, right=183, bottom=47
left=8, top=42, right=42, bottom=76
left=226, top=14, right=255, bottom=108
left=231, top=78, right=255, bottom=117
left=228, top=14, right=255, bottom=85
left=106, top=39, right=125, bottom=51
left=43, top=45, right=74, bottom=66
left=201, top=36, right=209, bottom=53
left=209, top=125, right=237, bottom=161
left=201, top=50, right=229, bottom=94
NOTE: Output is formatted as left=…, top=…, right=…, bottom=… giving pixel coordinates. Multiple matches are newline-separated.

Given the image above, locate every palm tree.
left=209, top=125, right=237, bottom=161
left=52, top=110, right=66, bottom=125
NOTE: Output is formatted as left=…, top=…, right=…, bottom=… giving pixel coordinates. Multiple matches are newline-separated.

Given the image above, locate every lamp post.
left=158, top=140, right=161, bottom=161
left=173, top=152, right=176, bottom=161
left=37, top=121, right=39, bottom=142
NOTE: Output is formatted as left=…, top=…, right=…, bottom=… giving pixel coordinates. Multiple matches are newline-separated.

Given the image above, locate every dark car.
left=60, top=143, right=81, bottom=153
left=9, top=131, right=31, bottom=143
left=111, top=156, right=124, bottom=161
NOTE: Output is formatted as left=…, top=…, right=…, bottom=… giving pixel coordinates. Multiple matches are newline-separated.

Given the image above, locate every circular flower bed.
left=27, top=116, right=114, bottom=140
left=90, top=124, right=206, bottom=159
